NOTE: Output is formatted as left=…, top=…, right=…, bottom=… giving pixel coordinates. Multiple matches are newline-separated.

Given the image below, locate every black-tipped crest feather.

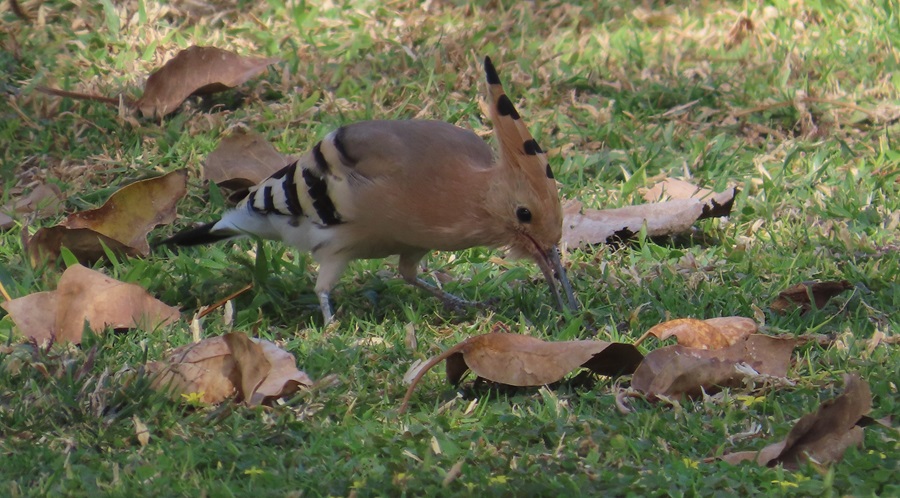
left=484, top=56, right=501, bottom=85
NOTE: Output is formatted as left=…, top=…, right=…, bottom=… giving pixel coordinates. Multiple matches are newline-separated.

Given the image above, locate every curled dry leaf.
left=400, top=332, right=643, bottom=413
left=147, top=332, right=312, bottom=406
left=0, top=183, right=65, bottom=230
left=720, top=374, right=873, bottom=469
left=561, top=191, right=736, bottom=249
left=136, top=46, right=280, bottom=118
left=630, top=335, right=798, bottom=400
left=26, top=170, right=187, bottom=265
left=0, top=264, right=180, bottom=344
left=249, top=338, right=314, bottom=406
left=771, top=280, right=853, bottom=314
left=204, top=130, right=291, bottom=200
left=642, top=317, right=757, bottom=350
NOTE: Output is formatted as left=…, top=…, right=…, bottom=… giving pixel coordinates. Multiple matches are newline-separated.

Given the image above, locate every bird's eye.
left=516, top=207, right=532, bottom=223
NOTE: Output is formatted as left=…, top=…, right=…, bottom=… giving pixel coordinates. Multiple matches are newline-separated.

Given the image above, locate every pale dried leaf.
left=133, top=415, right=150, bottom=447
left=403, top=359, right=426, bottom=385
left=642, top=179, right=736, bottom=218
left=647, top=317, right=757, bottom=349
left=561, top=195, right=735, bottom=249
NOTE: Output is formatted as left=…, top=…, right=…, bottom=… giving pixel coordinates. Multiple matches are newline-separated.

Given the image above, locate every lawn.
left=1, top=0, right=898, bottom=495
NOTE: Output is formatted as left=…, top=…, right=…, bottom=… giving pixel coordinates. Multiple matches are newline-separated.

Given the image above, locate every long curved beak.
left=531, top=243, right=579, bottom=312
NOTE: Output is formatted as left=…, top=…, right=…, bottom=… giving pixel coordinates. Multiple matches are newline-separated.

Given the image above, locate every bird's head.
left=482, top=56, right=578, bottom=312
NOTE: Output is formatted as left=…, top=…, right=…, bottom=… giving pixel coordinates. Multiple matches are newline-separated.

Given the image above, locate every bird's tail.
left=157, top=221, right=240, bottom=247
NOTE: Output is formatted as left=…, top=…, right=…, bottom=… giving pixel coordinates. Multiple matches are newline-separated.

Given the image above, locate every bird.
left=161, top=56, right=578, bottom=324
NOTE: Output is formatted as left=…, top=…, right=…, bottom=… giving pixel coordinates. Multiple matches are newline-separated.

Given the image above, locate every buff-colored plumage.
left=163, top=57, right=577, bottom=324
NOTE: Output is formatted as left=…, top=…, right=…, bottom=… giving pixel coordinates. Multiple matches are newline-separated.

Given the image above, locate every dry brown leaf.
left=630, top=335, right=798, bottom=400
left=561, top=192, right=735, bottom=249
left=147, top=333, right=312, bottom=406
left=204, top=130, right=291, bottom=200
left=720, top=374, right=873, bottom=469
left=400, top=332, right=643, bottom=413
left=136, top=46, right=280, bottom=118
left=25, top=226, right=138, bottom=266
left=643, top=317, right=757, bottom=350
left=771, top=280, right=853, bottom=314
left=64, top=170, right=187, bottom=254
left=1, top=183, right=64, bottom=230
left=725, top=16, right=755, bottom=49
left=26, top=170, right=187, bottom=265
left=0, top=291, right=58, bottom=342
left=147, top=336, right=237, bottom=404
left=0, top=264, right=180, bottom=344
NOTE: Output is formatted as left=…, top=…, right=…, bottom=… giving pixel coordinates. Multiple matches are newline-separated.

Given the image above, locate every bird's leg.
left=399, top=253, right=483, bottom=311
left=314, top=258, right=350, bottom=326
left=317, top=291, right=334, bottom=325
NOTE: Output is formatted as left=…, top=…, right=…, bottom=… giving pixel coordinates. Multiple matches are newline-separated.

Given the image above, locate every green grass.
left=2, top=0, right=899, bottom=495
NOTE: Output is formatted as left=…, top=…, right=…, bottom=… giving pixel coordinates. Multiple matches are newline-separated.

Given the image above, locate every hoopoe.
left=162, top=57, right=577, bottom=324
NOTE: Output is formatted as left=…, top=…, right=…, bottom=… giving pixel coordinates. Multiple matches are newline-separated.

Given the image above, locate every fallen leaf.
left=641, top=317, right=757, bottom=349
left=642, top=179, right=737, bottom=219
left=147, top=336, right=237, bottom=404
left=442, top=459, right=465, bottom=487
left=245, top=337, right=313, bottom=406
left=725, top=16, right=755, bottom=49
left=561, top=192, right=736, bottom=249
left=222, top=332, right=271, bottom=405
left=147, top=333, right=312, bottom=406
left=64, top=170, right=187, bottom=254
left=204, top=130, right=291, bottom=198
left=771, top=280, right=853, bottom=314
left=0, top=291, right=58, bottom=344
left=133, top=415, right=150, bottom=447
left=721, top=374, right=873, bottom=469
left=136, top=46, right=279, bottom=118
left=400, top=332, right=643, bottom=413
left=630, top=335, right=798, bottom=400
left=26, top=170, right=187, bottom=265
left=0, top=264, right=180, bottom=344
left=0, top=183, right=64, bottom=230
left=25, top=226, right=138, bottom=266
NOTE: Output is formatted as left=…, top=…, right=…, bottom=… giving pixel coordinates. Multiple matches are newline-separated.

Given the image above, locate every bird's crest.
left=483, top=56, right=555, bottom=183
